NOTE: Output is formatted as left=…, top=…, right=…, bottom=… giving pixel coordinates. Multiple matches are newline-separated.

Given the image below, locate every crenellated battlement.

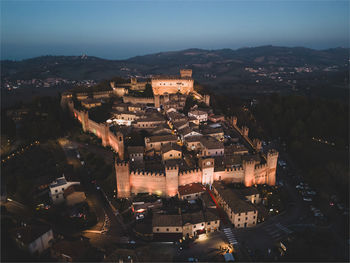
left=165, top=165, right=179, bottom=171
left=115, top=161, right=129, bottom=167
left=255, top=163, right=268, bottom=170
left=267, top=149, right=279, bottom=157
left=224, top=166, right=243, bottom=172
left=179, top=168, right=201, bottom=176
left=243, top=160, right=255, bottom=166
left=130, top=170, right=165, bottom=177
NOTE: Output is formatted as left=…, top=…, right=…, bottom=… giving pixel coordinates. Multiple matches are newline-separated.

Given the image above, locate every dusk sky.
left=1, top=0, right=349, bottom=60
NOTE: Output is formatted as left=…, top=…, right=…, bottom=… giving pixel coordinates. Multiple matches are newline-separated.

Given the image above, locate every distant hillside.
left=1, top=46, right=349, bottom=97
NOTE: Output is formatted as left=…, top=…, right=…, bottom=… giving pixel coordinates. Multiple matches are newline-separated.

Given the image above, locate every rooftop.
left=128, top=146, right=145, bottom=154
left=10, top=224, right=52, bottom=245
left=146, top=134, right=178, bottom=143
left=152, top=214, right=182, bottom=227
left=200, top=136, right=224, bottom=149
left=178, top=183, right=206, bottom=196
left=182, top=211, right=205, bottom=225
left=161, top=142, right=182, bottom=154
left=50, top=176, right=67, bottom=188
left=212, top=181, right=257, bottom=213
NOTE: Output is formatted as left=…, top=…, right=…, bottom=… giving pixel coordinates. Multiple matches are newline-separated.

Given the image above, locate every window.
left=166, top=228, right=169, bottom=232
left=254, top=210, right=257, bottom=214
left=237, top=224, right=240, bottom=227
left=246, top=212, right=248, bottom=215
left=194, top=225, right=196, bottom=228
left=238, top=218, right=240, bottom=221
left=55, top=190, right=58, bottom=193
left=178, top=153, right=180, bottom=156
left=62, top=188, right=64, bottom=191
left=176, top=228, right=179, bottom=231
left=150, top=144, right=153, bottom=147
left=215, top=221, right=217, bottom=224
left=195, top=194, right=198, bottom=197
left=246, top=217, right=248, bottom=220
left=156, top=228, right=159, bottom=232
left=208, top=222, right=211, bottom=225
left=170, top=154, right=172, bottom=157
left=253, top=216, right=256, bottom=219
left=201, top=223, right=204, bottom=226
left=56, top=196, right=59, bottom=199
left=238, top=213, right=241, bottom=216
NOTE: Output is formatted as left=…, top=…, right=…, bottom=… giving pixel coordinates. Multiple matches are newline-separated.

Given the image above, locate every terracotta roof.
left=152, top=214, right=182, bottom=227
left=178, top=183, right=206, bottom=196
left=161, top=143, right=181, bottom=154
left=128, top=146, right=144, bottom=154
left=147, top=134, right=177, bottom=143
left=182, top=211, right=205, bottom=225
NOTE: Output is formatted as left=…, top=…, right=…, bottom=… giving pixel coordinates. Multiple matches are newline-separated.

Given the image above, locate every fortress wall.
left=123, top=96, right=154, bottom=105
left=213, top=167, right=244, bottom=183
left=108, top=132, right=120, bottom=153
left=178, top=169, right=202, bottom=186
left=151, top=79, right=194, bottom=95
left=130, top=171, right=166, bottom=195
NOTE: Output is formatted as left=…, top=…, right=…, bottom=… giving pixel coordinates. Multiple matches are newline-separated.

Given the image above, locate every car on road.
left=303, top=197, right=312, bottom=202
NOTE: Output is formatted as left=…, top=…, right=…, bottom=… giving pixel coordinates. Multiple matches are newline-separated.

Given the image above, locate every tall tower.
left=199, top=158, right=215, bottom=186
left=243, top=160, right=255, bottom=187
left=165, top=165, right=179, bottom=197
left=116, top=131, right=125, bottom=160
left=253, top=139, right=262, bottom=152
left=267, top=149, right=279, bottom=186
left=115, top=161, right=130, bottom=198
left=180, top=69, right=192, bottom=78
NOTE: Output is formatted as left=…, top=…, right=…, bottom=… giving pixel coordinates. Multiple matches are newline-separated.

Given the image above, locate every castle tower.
left=180, top=69, right=192, bottom=78
left=267, top=150, right=279, bottom=186
left=199, top=158, right=215, bottom=186
left=204, top=94, right=210, bottom=106
left=154, top=94, right=160, bottom=108
left=165, top=165, right=179, bottom=197
left=116, top=131, right=125, bottom=160
left=253, top=139, right=262, bottom=151
left=242, top=126, right=249, bottom=137
left=243, top=160, right=255, bottom=187
left=115, top=161, right=130, bottom=198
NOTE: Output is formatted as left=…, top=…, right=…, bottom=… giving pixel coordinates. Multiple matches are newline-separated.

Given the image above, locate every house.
left=144, top=134, right=178, bottom=152
left=200, top=136, right=224, bottom=157
left=161, top=143, right=182, bottom=161
left=212, top=182, right=258, bottom=228
left=184, top=136, right=203, bottom=151
left=178, top=127, right=202, bottom=141
left=209, top=114, right=225, bottom=123
left=188, top=110, right=208, bottom=123
left=10, top=223, right=54, bottom=254
left=49, top=176, right=80, bottom=204
left=224, top=144, right=249, bottom=155
left=133, top=115, right=165, bottom=129
left=188, top=115, right=200, bottom=125
left=201, top=126, right=224, bottom=141
left=63, top=185, right=86, bottom=207
left=178, top=183, right=206, bottom=200
left=152, top=210, right=220, bottom=240
left=152, top=214, right=183, bottom=240
left=172, top=120, right=189, bottom=131
left=128, top=146, right=144, bottom=162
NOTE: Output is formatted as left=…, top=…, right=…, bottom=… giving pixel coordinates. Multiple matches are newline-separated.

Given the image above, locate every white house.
left=49, top=176, right=80, bottom=204
left=188, top=110, right=208, bottom=123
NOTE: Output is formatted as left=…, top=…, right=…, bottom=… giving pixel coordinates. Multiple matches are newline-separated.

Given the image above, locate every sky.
left=1, top=0, right=349, bottom=60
